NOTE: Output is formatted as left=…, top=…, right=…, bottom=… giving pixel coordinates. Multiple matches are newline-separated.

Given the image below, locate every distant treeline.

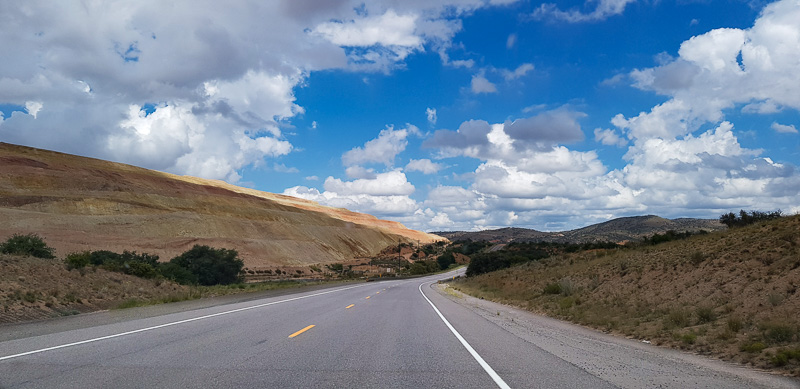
left=465, top=240, right=622, bottom=276
left=640, top=230, right=708, bottom=245
left=720, top=209, right=782, bottom=228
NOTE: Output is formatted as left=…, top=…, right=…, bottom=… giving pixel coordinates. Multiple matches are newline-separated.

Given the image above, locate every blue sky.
left=1, top=0, right=799, bottom=232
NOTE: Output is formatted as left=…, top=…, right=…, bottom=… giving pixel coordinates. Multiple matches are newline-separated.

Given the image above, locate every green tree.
left=168, top=245, right=244, bottom=285
left=436, top=252, right=456, bottom=270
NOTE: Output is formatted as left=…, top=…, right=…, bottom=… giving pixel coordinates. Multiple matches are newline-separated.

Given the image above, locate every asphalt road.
left=1, top=269, right=798, bottom=388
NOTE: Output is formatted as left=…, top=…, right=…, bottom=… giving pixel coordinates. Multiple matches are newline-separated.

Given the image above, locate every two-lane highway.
left=1, top=270, right=798, bottom=388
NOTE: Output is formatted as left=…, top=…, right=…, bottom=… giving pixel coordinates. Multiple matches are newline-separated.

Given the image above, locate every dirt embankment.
left=0, top=142, right=443, bottom=269
left=0, top=254, right=189, bottom=324
left=454, top=215, right=800, bottom=376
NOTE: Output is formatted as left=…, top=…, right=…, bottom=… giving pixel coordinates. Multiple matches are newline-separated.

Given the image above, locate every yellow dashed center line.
left=346, top=304, right=355, bottom=309
left=365, top=296, right=371, bottom=299
left=376, top=291, right=380, bottom=294
left=288, top=325, right=315, bottom=338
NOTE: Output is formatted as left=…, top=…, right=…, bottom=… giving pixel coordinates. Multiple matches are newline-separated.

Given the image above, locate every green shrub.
left=665, top=309, right=689, bottom=328
left=543, top=283, right=562, bottom=295
left=690, top=251, right=705, bottom=266
left=763, top=323, right=796, bottom=344
left=727, top=317, right=743, bottom=332
left=0, top=233, right=55, bottom=259
left=168, top=245, right=244, bottom=285
left=65, top=251, right=92, bottom=269
left=695, top=306, right=717, bottom=324
left=558, top=278, right=575, bottom=296
left=740, top=342, right=766, bottom=353
left=409, top=260, right=439, bottom=275
left=126, top=261, right=157, bottom=278
left=680, top=333, right=697, bottom=345
left=770, top=349, right=800, bottom=367
left=158, top=262, right=198, bottom=285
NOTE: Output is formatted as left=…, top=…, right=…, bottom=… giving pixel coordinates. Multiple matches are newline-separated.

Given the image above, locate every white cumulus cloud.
left=406, top=159, right=444, bottom=174
left=771, top=122, right=798, bottom=134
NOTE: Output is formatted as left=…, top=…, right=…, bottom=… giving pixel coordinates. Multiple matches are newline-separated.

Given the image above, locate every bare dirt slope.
left=0, top=142, right=442, bottom=268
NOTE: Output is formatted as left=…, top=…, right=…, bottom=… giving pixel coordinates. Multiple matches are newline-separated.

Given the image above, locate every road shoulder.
left=433, top=282, right=800, bottom=389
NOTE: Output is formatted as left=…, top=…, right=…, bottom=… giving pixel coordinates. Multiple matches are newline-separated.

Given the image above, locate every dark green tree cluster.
left=409, top=260, right=439, bottom=275
left=466, top=241, right=621, bottom=277
left=65, top=245, right=244, bottom=285
left=436, top=251, right=456, bottom=270
left=66, top=250, right=160, bottom=278
left=0, top=233, right=55, bottom=259
left=453, top=239, right=492, bottom=256
left=162, top=245, right=243, bottom=285
left=720, top=209, right=782, bottom=228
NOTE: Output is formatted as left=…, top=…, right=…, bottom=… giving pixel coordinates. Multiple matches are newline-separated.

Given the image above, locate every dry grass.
left=453, top=215, right=800, bottom=376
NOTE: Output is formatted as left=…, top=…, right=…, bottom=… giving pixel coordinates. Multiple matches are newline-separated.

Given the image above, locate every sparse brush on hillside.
left=453, top=215, right=800, bottom=376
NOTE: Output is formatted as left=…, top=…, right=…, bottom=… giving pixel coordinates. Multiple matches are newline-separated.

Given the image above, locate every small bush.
left=763, top=323, right=796, bottom=344
left=770, top=349, right=800, bottom=367
left=665, top=309, right=689, bottom=328
left=126, top=261, right=157, bottom=278
left=0, top=233, right=56, bottom=259
left=690, top=251, right=705, bottom=266
left=696, top=306, right=717, bottom=324
left=558, top=278, right=575, bottom=296
left=543, top=283, right=562, bottom=295
left=680, top=333, right=697, bottom=345
left=740, top=342, right=766, bottom=353
left=65, top=251, right=92, bottom=269
left=727, top=317, right=743, bottom=333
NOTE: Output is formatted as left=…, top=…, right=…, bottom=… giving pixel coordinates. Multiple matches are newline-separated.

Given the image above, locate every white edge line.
left=418, top=281, right=511, bottom=389
left=0, top=283, right=367, bottom=362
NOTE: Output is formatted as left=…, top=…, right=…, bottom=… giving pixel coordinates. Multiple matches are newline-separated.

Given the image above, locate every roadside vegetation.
left=65, top=244, right=244, bottom=286
left=0, top=234, right=326, bottom=323
left=451, top=213, right=800, bottom=375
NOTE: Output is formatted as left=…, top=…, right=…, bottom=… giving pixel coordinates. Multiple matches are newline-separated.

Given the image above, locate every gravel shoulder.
left=434, top=283, right=800, bottom=389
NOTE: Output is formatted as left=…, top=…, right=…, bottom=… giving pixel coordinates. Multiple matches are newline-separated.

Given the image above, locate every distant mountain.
left=433, top=215, right=725, bottom=244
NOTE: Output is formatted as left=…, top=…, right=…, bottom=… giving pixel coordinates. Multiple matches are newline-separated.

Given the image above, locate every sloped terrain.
left=0, top=143, right=441, bottom=268
left=454, top=215, right=800, bottom=375
left=435, top=215, right=724, bottom=244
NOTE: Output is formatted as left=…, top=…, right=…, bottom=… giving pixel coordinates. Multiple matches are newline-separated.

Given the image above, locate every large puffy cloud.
left=342, top=125, right=418, bottom=167
left=0, top=0, right=505, bottom=183
left=620, top=0, right=800, bottom=141
left=417, top=117, right=798, bottom=231
left=405, top=159, right=444, bottom=174
left=424, top=108, right=586, bottom=158
left=284, top=170, right=418, bottom=217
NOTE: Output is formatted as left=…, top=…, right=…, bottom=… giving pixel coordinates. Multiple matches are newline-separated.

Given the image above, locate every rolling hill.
left=0, top=142, right=442, bottom=269
left=435, top=215, right=724, bottom=244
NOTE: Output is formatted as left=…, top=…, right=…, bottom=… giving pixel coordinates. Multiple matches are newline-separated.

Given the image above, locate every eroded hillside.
left=0, top=143, right=442, bottom=268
